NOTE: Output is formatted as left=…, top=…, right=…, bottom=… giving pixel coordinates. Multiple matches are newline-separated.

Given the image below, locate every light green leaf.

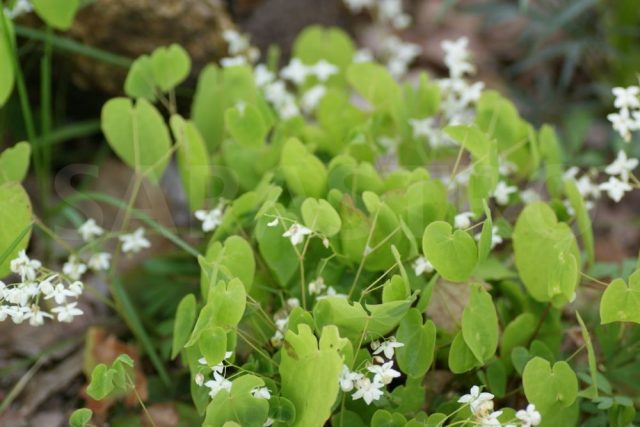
left=255, top=215, right=298, bottom=287
left=198, top=326, right=228, bottom=367
left=576, top=311, right=598, bottom=398
left=205, top=375, right=269, bottom=427
left=69, top=408, right=92, bottom=427
left=395, top=309, right=436, bottom=378
left=0, top=183, right=32, bottom=277
left=500, top=312, right=536, bottom=359
left=170, top=115, right=210, bottom=210
left=522, top=357, right=578, bottom=411
left=124, top=56, right=156, bottom=100
left=347, top=62, right=400, bottom=109
left=150, top=44, right=191, bottom=92
left=565, top=179, right=594, bottom=266
left=0, top=142, right=30, bottom=184
left=101, top=97, right=172, bottom=182
left=280, top=325, right=347, bottom=427
left=301, top=198, right=341, bottom=237
left=280, top=138, right=327, bottom=198
left=293, top=26, right=355, bottom=84
left=225, top=104, right=268, bottom=147
left=86, top=364, right=115, bottom=400
left=0, top=16, right=15, bottom=107
left=448, top=331, right=480, bottom=374
left=600, top=270, right=640, bottom=324
left=171, top=294, right=197, bottom=359
left=202, top=235, right=255, bottom=295
left=31, top=0, right=79, bottom=30
left=462, top=284, right=499, bottom=363
left=513, top=202, right=580, bottom=305
left=422, top=221, right=477, bottom=282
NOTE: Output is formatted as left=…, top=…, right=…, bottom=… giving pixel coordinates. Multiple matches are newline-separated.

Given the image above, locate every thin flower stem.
left=127, top=374, right=157, bottom=427
left=349, top=211, right=380, bottom=298
left=448, top=143, right=466, bottom=190
left=236, top=328, right=279, bottom=367
left=579, top=271, right=609, bottom=288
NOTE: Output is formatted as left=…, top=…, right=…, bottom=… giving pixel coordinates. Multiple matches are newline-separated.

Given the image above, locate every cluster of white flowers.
left=220, top=29, right=259, bottom=68
left=195, top=206, right=224, bottom=233
left=3, top=0, right=31, bottom=19
left=607, top=86, right=640, bottom=142
left=0, top=251, right=84, bottom=326
left=438, top=37, right=484, bottom=125
left=338, top=336, right=404, bottom=405
left=458, top=385, right=541, bottom=426
left=563, top=149, right=638, bottom=206
left=381, top=35, right=421, bottom=79
left=308, top=277, right=347, bottom=301
left=269, top=297, right=300, bottom=347
left=343, top=0, right=411, bottom=30
left=412, top=255, right=434, bottom=276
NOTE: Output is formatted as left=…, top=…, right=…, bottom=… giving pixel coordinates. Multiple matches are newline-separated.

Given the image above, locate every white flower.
left=351, top=377, right=384, bottom=405
left=454, top=212, right=475, bottom=229
left=204, top=372, right=232, bottom=398
left=287, top=298, right=300, bottom=308
left=575, top=175, right=601, bottom=200
left=600, top=176, right=632, bottom=203
left=492, top=181, right=517, bottom=206
left=38, top=274, right=58, bottom=296
left=339, top=365, right=363, bottom=392
left=267, top=218, right=279, bottom=227
left=27, top=306, right=52, bottom=326
left=78, top=218, right=104, bottom=242
left=5, top=0, right=32, bottom=19
left=367, top=361, right=401, bottom=385
left=280, top=58, right=310, bottom=85
left=195, top=373, right=205, bottom=386
left=254, top=64, right=275, bottom=87
left=88, top=252, right=111, bottom=271
left=311, top=60, right=338, bottom=82
left=479, top=410, right=503, bottom=426
left=220, top=56, right=247, bottom=68
left=301, top=85, right=326, bottom=113
left=119, top=228, right=151, bottom=254
left=195, top=207, right=224, bottom=232
left=316, top=286, right=347, bottom=300
left=282, top=223, right=312, bottom=246
left=475, top=226, right=503, bottom=249
left=44, top=283, right=75, bottom=305
left=251, top=387, right=271, bottom=400
left=343, top=0, right=374, bottom=13
left=68, top=281, right=84, bottom=297
left=62, top=256, right=87, bottom=281
left=457, top=385, right=494, bottom=415
left=308, top=277, right=327, bottom=295
left=353, top=49, right=374, bottom=63
left=371, top=337, right=404, bottom=359
left=605, top=150, right=638, bottom=182
left=441, top=37, right=475, bottom=79
left=412, top=256, right=434, bottom=276
left=262, top=418, right=274, bottom=427
left=516, top=404, right=542, bottom=427
left=608, top=110, right=636, bottom=142
left=223, top=29, right=250, bottom=55
left=10, top=250, right=41, bottom=282
left=612, top=86, right=640, bottom=110
left=51, top=302, right=83, bottom=322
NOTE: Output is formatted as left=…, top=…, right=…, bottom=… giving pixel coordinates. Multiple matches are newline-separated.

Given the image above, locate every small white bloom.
left=195, top=372, right=205, bottom=386
left=441, top=37, right=475, bottom=79
left=308, top=277, right=327, bottom=295
left=254, top=64, right=275, bottom=87
left=251, top=387, right=271, bottom=400
left=62, top=256, right=87, bottom=281
left=343, top=0, right=374, bottom=13
left=353, top=48, right=374, bottom=63
left=413, top=256, right=434, bottom=276
left=287, top=297, right=300, bottom=309
left=612, top=86, right=640, bottom=110
left=88, top=252, right=111, bottom=271
left=10, top=250, right=41, bottom=282
left=301, top=85, right=326, bottom=113
left=605, top=150, right=638, bottom=182
left=600, top=176, right=633, bottom=202
left=479, top=410, right=503, bottom=426
left=454, top=212, right=475, bottom=229
left=351, top=377, right=384, bottom=405
left=51, top=302, right=83, bottom=322
left=68, top=281, right=84, bottom=297
left=282, top=223, right=312, bottom=246
left=78, top=218, right=104, bottom=242
left=45, top=283, right=75, bottom=305
left=316, top=286, right=347, bottom=300
left=457, top=385, right=494, bottom=415
left=262, top=418, right=274, bottom=427
left=119, top=228, right=151, bottom=254
left=220, top=56, right=247, bottom=68
left=5, top=0, right=32, bottom=19
left=608, top=110, right=636, bottom=142
left=267, top=218, right=279, bottom=227
left=38, top=274, right=57, bottom=296
left=223, top=29, right=250, bottom=55
left=371, top=336, right=404, bottom=359
left=204, top=372, right=232, bottom=398
left=367, top=361, right=401, bottom=385
left=280, top=58, right=310, bottom=85
left=195, top=208, right=224, bottom=232
left=516, top=404, right=542, bottom=427
left=492, top=181, right=517, bottom=206
left=311, top=60, right=338, bottom=82
left=339, top=365, right=363, bottom=392
left=27, top=306, right=52, bottom=326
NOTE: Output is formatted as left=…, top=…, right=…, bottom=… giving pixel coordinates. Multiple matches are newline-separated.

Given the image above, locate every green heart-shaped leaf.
left=600, top=270, right=640, bottom=324
left=422, top=221, right=477, bottom=282
left=101, top=97, right=171, bottom=183
left=0, top=182, right=32, bottom=277
left=31, top=0, right=79, bottom=30
left=301, top=197, right=341, bottom=237
left=0, top=142, right=30, bottom=184
left=523, top=357, right=578, bottom=411
left=151, top=44, right=191, bottom=92
left=462, top=284, right=499, bottom=363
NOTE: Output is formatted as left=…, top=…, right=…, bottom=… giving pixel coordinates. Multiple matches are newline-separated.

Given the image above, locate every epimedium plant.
left=2, top=1, right=640, bottom=426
